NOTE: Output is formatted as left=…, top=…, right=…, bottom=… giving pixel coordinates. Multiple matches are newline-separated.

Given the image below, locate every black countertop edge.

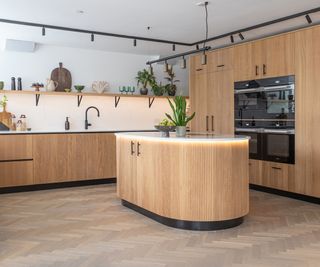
left=0, top=130, right=157, bottom=135
left=122, top=199, right=245, bottom=231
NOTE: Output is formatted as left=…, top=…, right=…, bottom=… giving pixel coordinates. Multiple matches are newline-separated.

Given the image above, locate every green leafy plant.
left=164, top=67, right=180, bottom=96
left=165, top=96, right=195, bottom=126
left=151, top=82, right=165, bottom=96
left=136, top=69, right=156, bottom=89
left=0, top=95, right=8, bottom=110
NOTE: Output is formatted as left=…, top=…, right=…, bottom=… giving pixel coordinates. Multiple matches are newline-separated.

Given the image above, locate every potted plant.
left=136, top=69, right=156, bottom=95
left=165, top=96, right=195, bottom=137
left=164, top=67, right=179, bottom=96
left=0, top=95, right=8, bottom=112
left=151, top=81, right=165, bottom=96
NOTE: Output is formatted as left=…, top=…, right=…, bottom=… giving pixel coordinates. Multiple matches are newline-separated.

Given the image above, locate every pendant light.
left=201, top=2, right=209, bottom=65
left=201, top=52, right=207, bottom=65
left=149, top=64, right=154, bottom=75
left=305, top=14, right=313, bottom=24
left=164, top=60, right=169, bottom=72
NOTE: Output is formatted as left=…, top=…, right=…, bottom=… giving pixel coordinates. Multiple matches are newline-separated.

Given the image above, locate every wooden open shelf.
left=0, top=90, right=188, bottom=108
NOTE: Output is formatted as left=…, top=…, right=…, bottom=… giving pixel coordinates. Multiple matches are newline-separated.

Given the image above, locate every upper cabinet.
left=234, top=33, right=295, bottom=81
left=189, top=53, right=208, bottom=75
left=208, top=47, right=234, bottom=72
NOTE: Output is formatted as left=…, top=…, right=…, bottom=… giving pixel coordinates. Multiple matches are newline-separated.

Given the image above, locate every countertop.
left=0, top=129, right=157, bottom=135
left=115, top=132, right=250, bottom=142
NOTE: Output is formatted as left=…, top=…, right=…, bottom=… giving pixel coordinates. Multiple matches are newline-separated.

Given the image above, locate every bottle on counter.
left=17, top=77, right=22, bottom=90
left=11, top=77, right=16, bottom=90
left=20, top=114, right=27, bottom=131
left=11, top=114, right=16, bottom=131
left=65, top=117, right=70, bottom=130
left=16, top=120, right=23, bottom=131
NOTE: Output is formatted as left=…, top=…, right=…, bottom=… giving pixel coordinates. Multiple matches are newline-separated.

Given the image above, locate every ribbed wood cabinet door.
left=294, top=27, right=320, bottom=197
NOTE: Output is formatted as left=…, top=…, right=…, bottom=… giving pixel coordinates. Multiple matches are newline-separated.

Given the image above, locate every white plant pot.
left=176, top=126, right=186, bottom=137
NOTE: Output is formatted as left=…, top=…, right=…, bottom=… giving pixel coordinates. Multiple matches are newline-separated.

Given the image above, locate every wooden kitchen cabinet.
left=261, top=161, right=291, bottom=191
left=249, top=159, right=262, bottom=185
left=208, top=47, right=234, bottom=72
left=33, top=133, right=116, bottom=184
left=293, top=26, right=320, bottom=198
left=234, top=33, right=294, bottom=81
left=0, top=135, right=33, bottom=161
left=0, top=161, right=34, bottom=187
left=189, top=53, right=208, bottom=75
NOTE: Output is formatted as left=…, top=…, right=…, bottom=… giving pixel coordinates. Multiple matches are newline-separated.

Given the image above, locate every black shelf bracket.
left=35, top=93, right=40, bottom=106
left=148, top=97, right=155, bottom=108
left=77, top=95, right=83, bottom=107
left=115, top=96, right=121, bottom=108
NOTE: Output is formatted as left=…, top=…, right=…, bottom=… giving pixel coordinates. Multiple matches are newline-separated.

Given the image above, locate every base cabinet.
left=0, top=161, right=34, bottom=187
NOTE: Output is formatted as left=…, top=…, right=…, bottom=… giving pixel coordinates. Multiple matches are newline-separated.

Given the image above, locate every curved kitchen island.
left=116, top=132, right=250, bottom=230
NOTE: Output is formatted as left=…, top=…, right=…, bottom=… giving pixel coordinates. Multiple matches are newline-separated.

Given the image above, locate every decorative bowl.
left=74, top=85, right=85, bottom=92
left=64, top=88, right=72, bottom=93
left=154, top=125, right=176, bottom=137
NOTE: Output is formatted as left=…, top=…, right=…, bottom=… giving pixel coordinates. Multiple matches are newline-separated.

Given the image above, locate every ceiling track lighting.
left=305, top=14, right=313, bottom=24
left=91, top=33, right=94, bottom=42
left=201, top=52, right=207, bottom=65
left=196, top=44, right=200, bottom=50
left=180, top=56, right=186, bottom=69
left=239, top=33, right=245, bottom=40
left=172, top=44, right=176, bottom=51
left=164, top=61, right=169, bottom=72
left=230, top=35, right=234, bottom=43
left=133, top=39, right=137, bottom=47
left=42, top=26, right=45, bottom=36
left=149, top=64, right=154, bottom=75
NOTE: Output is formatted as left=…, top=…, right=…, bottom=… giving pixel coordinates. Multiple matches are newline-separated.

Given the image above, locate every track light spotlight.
left=149, top=64, right=154, bottom=75
left=164, top=60, right=169, bottom=72
left=91, top=33, right=94, bottom=42
left=42, top=26, right=46, bottom=36
left=172, top=44, right=176, bottom=51
left=201, top=52, right=207, bottom=65
left=230, top=35, right=234, bottom=43
left=133, top=39, right=137, bottom=47
left=305, top=14, right=312, bottom=24
left=196, top=44, right=200, bottom=50
left=180, top=56, right=186, bottom=69
left=239, top=33, right=245, bottom=41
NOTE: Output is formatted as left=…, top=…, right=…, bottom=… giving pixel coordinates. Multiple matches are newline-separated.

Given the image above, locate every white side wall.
left=0, top=44, right=189, bottom=131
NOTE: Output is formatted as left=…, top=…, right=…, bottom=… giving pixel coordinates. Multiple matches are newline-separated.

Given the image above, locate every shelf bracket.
left=115, top=96, right=121, bottom=108
left=77, top=95, right=83, bottom=107
left=35, top=93, right=40, bottom=106
left=148, top=97, right=155, bottom=108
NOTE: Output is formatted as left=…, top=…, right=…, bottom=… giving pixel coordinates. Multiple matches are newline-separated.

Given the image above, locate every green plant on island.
left=165, top=96, right=195, bottom=126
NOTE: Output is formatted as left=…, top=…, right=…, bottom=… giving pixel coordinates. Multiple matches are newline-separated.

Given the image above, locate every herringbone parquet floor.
left=0, top=184, right=320, bottom=267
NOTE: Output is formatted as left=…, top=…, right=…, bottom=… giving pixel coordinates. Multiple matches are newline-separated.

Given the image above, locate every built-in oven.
left=235, top=129, right=263, bottom=160
left=262, top=130, right=295, bottom=164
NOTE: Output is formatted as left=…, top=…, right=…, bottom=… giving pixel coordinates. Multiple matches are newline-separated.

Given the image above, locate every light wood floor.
left=1, top=184, right=320, bottom=267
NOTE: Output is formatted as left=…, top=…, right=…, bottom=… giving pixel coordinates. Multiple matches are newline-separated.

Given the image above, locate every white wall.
left=0, top=44, right=189, bottom=131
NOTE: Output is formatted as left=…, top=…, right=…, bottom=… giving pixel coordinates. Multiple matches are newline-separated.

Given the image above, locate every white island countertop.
left=115, top=132, right=250, bottom=142
left=0, top=129, right=156, bottom=135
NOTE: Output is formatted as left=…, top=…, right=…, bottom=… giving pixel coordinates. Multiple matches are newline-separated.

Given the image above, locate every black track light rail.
left=191, top=6, right=320, bottom=46
left=0, top=6, right=319, bottom=48
left=146, top=46, right=211, bottom=65
left=0, top=18, right=190, bottom=46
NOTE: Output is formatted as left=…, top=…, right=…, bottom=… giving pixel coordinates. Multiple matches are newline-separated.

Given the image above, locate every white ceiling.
left=0, top=0, right=320, bottom=55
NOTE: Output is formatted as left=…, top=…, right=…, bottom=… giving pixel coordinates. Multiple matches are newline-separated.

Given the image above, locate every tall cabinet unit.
left=293, top=27, right=320, bottom=198
left=190, top=47, right=234, bottom=135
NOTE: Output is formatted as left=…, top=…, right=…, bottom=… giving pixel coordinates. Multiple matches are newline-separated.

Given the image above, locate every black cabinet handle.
left=263, top=64, right=267, bottom=75
left=206, top=116, right=209, bottom=131
left=137, top=142, right=141, bottom=156
left=217, top=64, right=225, bottom=68
left=211, top=115, right=214, bottom=132
left=255, top=65, right=259, bottom=76
left=130, top=141, right=135, bottom=155
left=196, top=68, right=203, bottom=72
left=271, top=166, right=282, bottom=170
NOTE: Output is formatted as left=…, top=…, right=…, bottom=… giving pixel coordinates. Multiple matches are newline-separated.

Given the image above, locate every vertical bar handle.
left=211, top=115, right=214, bottom=132
left=263, top=64, right=267, bottom=75
left=137, top=142, right=141, bottom=156
left=206, top=116, right=209, bottom=131
left=130, top=141, right=135, bottom=155
left=255, top=65, right=259, bottom=76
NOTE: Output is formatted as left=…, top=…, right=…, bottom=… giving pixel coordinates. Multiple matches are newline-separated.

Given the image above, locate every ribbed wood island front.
left=116, top=132, right=250, bottom=230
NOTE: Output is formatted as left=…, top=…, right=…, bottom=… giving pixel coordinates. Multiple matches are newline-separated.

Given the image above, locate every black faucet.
left=85, top=106, right=100, bottom=129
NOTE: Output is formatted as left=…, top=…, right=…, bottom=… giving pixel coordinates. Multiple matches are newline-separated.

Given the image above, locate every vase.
left=176, top=126, right=186, bottom=137
left=140, top=87, right=148, bottom=95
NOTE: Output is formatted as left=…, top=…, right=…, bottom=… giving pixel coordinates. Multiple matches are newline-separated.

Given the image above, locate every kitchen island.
left=116, top=132, right=250, bottom=230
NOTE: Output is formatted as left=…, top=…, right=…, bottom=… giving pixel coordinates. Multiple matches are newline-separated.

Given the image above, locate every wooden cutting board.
left=50, top=62, right=72, bottom=92
left=0, top=110, right=12, bottom=129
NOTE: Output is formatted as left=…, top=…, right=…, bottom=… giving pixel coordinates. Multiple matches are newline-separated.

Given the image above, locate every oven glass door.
left=236, top=132, right=262, bottom=160
left=262, top=133, right=295, bottom=164
left=234, top=92, right=265, bottom=120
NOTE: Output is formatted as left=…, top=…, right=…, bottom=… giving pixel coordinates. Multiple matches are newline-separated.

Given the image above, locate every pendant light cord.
left=203, top=2, right=209, bottom=48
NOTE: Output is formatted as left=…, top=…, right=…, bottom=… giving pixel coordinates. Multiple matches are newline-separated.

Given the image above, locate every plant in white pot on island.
left=165, top=96, right=195, bottom=137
